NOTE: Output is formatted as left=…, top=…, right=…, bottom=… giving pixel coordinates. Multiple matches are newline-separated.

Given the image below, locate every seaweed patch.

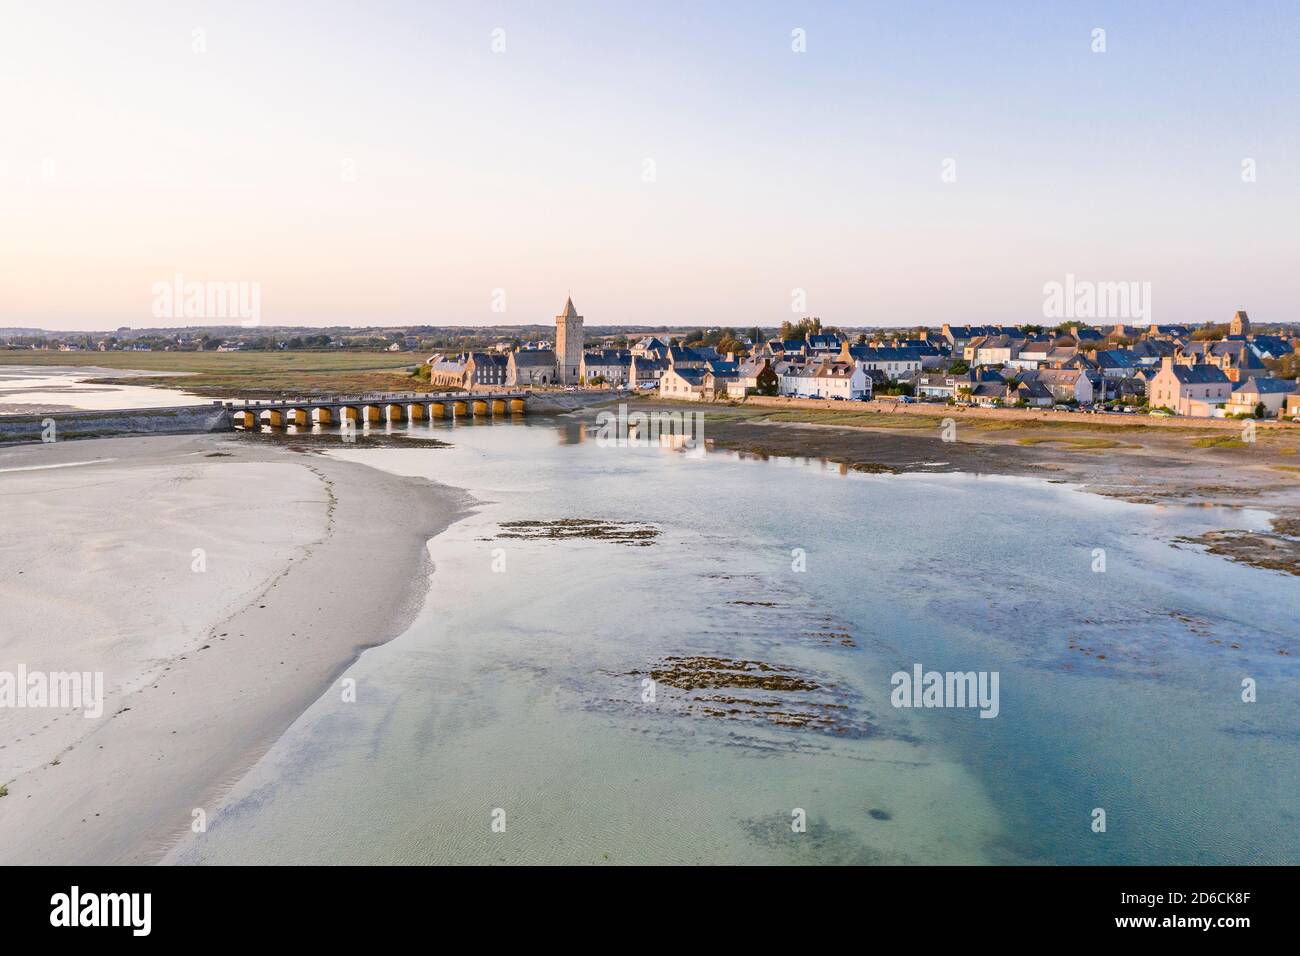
left=495, top=518, right=660, bottom=545
left=634, top=655, right=868, bottom=736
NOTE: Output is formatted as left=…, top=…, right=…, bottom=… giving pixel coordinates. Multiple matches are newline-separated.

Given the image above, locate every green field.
left=0, top=349, right=424, bottom=398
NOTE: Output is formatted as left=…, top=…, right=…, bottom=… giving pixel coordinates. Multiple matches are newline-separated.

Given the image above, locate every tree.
left=1266, top=353, right=1299, bottom=378
left=779, top=316, right=822, bottom=340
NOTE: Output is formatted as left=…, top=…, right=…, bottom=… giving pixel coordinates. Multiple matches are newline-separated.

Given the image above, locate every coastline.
left=0, top=432, right=470, bottom=864
left=573, top=398, right=1300, bottom=575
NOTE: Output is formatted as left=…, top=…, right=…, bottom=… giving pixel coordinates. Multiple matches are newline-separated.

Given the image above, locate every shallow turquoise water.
left=168, top=418, right=1299, bottom=864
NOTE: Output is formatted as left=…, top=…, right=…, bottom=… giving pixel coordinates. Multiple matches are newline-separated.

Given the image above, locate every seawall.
left=0, top=403, right=232, bottom=443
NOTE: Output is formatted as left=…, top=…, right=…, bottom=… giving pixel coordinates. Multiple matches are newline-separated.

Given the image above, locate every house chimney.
left=1161, top=356, right=1173, bottom=371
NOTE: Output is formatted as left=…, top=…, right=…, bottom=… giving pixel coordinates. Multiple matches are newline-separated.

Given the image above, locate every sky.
left=2, top=1, right=1298, bottom=331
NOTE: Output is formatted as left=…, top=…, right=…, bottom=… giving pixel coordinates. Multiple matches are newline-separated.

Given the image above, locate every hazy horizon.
left=4, top=1, right=1298, bottom=332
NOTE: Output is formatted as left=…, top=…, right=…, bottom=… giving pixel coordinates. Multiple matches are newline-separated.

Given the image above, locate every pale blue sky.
left=2, top=1, right=1297, bottom=329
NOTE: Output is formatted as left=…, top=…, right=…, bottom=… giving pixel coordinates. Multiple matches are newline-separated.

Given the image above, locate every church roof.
left=561, top=296, right=579, bottom=319
left=511, top=348, right=556, bottom=367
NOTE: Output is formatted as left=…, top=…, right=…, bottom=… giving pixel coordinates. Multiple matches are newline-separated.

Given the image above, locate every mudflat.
left=0, top=433, right=468, bottom=864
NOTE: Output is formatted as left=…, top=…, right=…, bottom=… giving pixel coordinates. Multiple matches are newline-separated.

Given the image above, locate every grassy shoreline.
left=0, top=349, right=423, bottom=398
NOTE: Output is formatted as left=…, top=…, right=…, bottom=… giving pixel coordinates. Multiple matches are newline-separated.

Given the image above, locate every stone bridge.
left=227, top=390, right=530, bottom=429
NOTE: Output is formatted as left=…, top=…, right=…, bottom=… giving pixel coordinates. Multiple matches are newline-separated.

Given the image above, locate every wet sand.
left=0, top=433, right=468, bottom=864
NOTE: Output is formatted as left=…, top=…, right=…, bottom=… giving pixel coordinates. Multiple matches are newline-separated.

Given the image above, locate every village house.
left=810, top=361, right=871, bottom=400
left=1036, top=368, right=1094, bottom=405
left=659, top=366, right=708, bottom=400
left=912, top=372, right=960, bottom=400
left=580, top=349, right=631, bottom=385
left=428, top=355, right=469, bottom=387
left=1176, top=340, right=1267, bottom=383
left=667, top=345, right=719, bottom=369
left=1248, top=335, right=1295, bottom=361
left=1008, top=379, right=1054, bottom=407
left=728, top=358, right=779, bottom=398
left=1114, top=376, right=1148, bottom=403
left=659, top=363, right=737, bottom=401
left=968, top=334, right=1020, bottom=367
left=839, top=344, right=922, bottom=381
left=805, top=332, right=846, bottom=353
left=778, top=361, right=819, bottom=397
left=1225, top=377, right=1296, bottom=418
left=631, top=336, right=669, bottom=357
left=464, top=352, right=509, bottom=387
left=1008, top=338, right=1053, bottom=369
left=1147, top=356, right=1231, bottom=416
left=763, top=339, right=808, bottom=359
left=968, top=382, right=1007, bottom=406
left=629, top=354, right=670, bottom=389
left=941, top=324, right=1017, bottom=350
left=1127, top=338, right=1174, bottom=367
left=1092, top=349, right=1142, bottom=379
left=700, top=365, right=739, bottom=400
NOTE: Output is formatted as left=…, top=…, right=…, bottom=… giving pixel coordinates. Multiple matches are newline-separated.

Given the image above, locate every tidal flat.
left=153, top=417, right=1297, bottom=865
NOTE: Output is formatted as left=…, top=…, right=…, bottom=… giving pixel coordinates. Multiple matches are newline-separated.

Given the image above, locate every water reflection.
left=168, top=420, right=1299, bottom=865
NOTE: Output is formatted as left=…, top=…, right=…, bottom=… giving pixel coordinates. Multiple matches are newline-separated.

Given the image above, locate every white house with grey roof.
left=1148, top=356, right=1231, bottom=416
left=1225, top=376, right=1296, bottom=418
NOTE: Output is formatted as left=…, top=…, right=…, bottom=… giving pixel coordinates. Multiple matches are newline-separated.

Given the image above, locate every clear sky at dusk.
left=2, top=1, right=1297, bottom=330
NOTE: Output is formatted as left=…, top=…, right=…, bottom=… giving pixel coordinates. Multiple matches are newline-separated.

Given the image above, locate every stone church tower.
left=555, top=296, right=584, bottom=384
left=1229, top=310, right=1250, bottom=338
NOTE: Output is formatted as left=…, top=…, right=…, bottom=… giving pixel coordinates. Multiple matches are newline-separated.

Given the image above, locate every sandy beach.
left=0, top=433, right=468, bottom=864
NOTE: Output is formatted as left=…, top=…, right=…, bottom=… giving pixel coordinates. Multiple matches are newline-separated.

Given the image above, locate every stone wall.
left=0, top=403, right=232, bottom=443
